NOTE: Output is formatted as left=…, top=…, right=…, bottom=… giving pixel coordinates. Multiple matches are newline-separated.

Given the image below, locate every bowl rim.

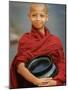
left=26, top=56, right=53, bottom=76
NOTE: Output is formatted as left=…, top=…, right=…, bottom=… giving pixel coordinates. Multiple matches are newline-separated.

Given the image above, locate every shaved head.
left=28, top=3, right=48, bottom=30
left=29, top=3, right=48, bottom=14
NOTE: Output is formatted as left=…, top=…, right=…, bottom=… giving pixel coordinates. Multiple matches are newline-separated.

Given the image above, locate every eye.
left=40, top=14, right=45, bottom=17
left=32, top=14, right=36, bottom=17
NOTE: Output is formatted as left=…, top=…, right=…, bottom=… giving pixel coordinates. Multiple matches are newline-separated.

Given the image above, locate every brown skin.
left=17, top=4, right=57, bottom=87
left=28, top=4, right=48, bottom=35
left=17, top=63, right=53, bottom=86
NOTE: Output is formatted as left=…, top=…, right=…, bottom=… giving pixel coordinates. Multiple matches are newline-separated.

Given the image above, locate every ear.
left=46, top=15, right=48, bottom=21
left=28, top=12, right=31, bottom=19
left=47, top=17, right=48, bottom=21
left=28, top=13, right=29, bottom=18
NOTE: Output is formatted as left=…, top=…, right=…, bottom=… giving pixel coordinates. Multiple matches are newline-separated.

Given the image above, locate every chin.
left=32, top=25, right=44, bottom=30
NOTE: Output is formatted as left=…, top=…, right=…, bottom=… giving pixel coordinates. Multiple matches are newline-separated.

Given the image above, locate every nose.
left=36, top=15, right=40, bottom=21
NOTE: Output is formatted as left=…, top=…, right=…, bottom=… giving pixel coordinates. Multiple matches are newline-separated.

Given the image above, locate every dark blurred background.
left=9, top=1, right=66, bottom=65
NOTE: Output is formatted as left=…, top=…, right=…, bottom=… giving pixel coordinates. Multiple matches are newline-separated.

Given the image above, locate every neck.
left=39, top=27, right=45, bottom=35
left=32, top=25, right=45, bottom=35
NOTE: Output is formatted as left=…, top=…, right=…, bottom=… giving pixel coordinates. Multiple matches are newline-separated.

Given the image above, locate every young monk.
left=10, top=3, right=66, bottom=89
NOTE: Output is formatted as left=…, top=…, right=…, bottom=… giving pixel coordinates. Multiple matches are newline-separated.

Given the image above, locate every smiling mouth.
left=35, top=22, right=42, bottom=24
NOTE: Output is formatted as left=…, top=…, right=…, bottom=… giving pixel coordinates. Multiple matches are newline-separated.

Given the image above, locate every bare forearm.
left=17, top=63, right=39, bottom=85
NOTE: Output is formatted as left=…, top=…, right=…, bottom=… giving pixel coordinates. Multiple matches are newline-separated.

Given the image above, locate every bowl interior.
left=28, top=57, right=52, bottom=74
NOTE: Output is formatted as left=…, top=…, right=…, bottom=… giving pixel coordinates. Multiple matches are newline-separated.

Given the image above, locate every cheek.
left=29, top=17, right=35, bottom=22
left=31, top=17, right=37, bottom=22
left=42, top=18, right=48, bottom=23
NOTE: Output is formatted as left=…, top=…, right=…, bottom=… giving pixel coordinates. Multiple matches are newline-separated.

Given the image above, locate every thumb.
left=42, top=77, right=52, bottom=80
left=42, top=77, right=52, bottom=82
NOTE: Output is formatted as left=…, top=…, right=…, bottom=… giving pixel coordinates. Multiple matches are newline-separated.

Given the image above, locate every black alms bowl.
left=26, top=56, right=57, bottom=78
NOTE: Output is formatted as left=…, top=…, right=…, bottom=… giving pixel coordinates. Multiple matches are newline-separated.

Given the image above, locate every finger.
left=46, top=77, right=52, bottom=79
left=38, top=82, right=49, bottom=87
left=43, top=81, right=56, bottom=86
left=43, top=82, right=51, bottom=86
left=42, top=77, right=52, bottom=80
left=39, top=83, right=50, bottom=87
left=42, top=78, right=52, bottom=81
left=49, top=77, right=52, bottom=79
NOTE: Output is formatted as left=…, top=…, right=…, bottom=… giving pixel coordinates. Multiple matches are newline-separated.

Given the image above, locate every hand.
left=35, top=77, right=53, bottom=87
left=43, top=79, right=57, bottom=86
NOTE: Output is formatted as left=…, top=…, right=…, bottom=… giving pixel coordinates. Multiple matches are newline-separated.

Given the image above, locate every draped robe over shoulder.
left=10, top=27, right=66, bottom=89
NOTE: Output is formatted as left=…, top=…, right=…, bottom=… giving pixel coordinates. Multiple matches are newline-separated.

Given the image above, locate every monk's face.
left=28, top=4, right=48, bottom=29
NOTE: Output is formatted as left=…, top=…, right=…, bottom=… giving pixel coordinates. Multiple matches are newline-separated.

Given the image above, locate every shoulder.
left=51, top=34, right=62, bottom=45
left=19, top=32, right=31, bottom=44
left=51, top=34, right=61, bottom=41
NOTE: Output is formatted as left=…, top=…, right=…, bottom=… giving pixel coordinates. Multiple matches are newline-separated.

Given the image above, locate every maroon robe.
left=10, top=27, right=66, bottom=89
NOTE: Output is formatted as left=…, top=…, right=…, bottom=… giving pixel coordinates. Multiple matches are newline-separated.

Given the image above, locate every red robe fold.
left=10, top=27, right=66, bottom=89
